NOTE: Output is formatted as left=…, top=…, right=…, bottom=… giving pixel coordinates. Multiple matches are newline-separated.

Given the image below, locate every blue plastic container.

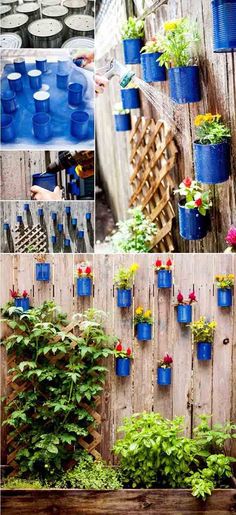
left=28, top=69, right=42, bottom=90
left=121, top=88, right=140, bottom=109
left=14, top=59, right=26, bottom=75
left=36, top=58, right=48, bottom=73
left=1, top=114, right=16, bottom=142
left=194, top=141, right=231, bottom=184
left=71, top=218, right=77, bottom=226
left=197, top=342, right=212, bottom=360
left=24, top=203, right=30, bottom=211
left=32, top=113, right=51, bottom=141
left=212, top=0, right=236, bottom=52
left=57, top=223, right=63, bottom=233
left=116, top=357, right=131, bottom=376
left=157, top=367, right=171, bottom=385
left=1, top=90, right=17, bottom=114
left=57, top=73, right=69, bottom=90
left=77, top=277, right=92, bottom=297
left=51, top=212, right=57, bottom=221
left=51, top=235, right=57, bottom=244
left=123, top=38, right=142, bottom=64
left=33, top=91, right=50, bottom=113
left=141, top=52, right=166, bottom=82
left=177, top=304, right=192, bottom=323
left=70, top=111, right=89, bottom=140
left=178, top=203, right=210, bottom=240
left=32, top=173, right=57, bottom=192
left=114, top=113, right=131, bottom=132
left=86, top=212, right=91, bottom=220
left=65, top=206, right=71, bottom=214
left=168, top=66, right=201, bottom=104
left=78, top=230, right=84, bottom=238
left=7, top=72, right=23, bottom=92
left=117, top=288, right=132, bottom=308
left=14, top=297, right=30, bottom=311
left=68, top=82, right=83, bottom=105
left=38, top=208, right=43, bottom=216
left=36, top=262, right=50, bottom=281
left=64, top=238, right=70, bottom=247
left=217, top=287, right=232, bottom=307
left=157, top=270, right=172, bottom=289
left=137, top=322, right=152, bottom=341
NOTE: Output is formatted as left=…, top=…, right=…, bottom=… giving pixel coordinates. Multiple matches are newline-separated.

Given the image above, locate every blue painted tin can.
left=194, top=141, right=231, bottom=184
left=7, top=72, right=23, bottom=92
left=34, top=91, right=50, bottom=113
left=141, top=52, right=166, bottom=82
left=57, top=223, right=63, bottom=233
left=15, top=297, right=30, bottom=311
left=114, top=113, right=131, bottom=132
left=14, top=58, right=26, bottom=75
left=32, top=173, right=57, bottom=192
left=212, top=0, right=236, bottom=52
left=51, top=235, right=57, bottom=244
left=16, top=215, right=22, bottom=223
left=38, top=208, right=43, bottom=216
left=137, top=322, right=152, bottom=341
left=57, top=73, right=69, bottom=90
left=78, top=230, right=84, bottom=238
left=197, top=342, right=212, bottom=360
left=121, top=88, right=140, bottom=109
left=71, top=218, right=77, bottom=226
left=86, top=212, right=91, bottom=220
left=217, top=287, right=232, bottom=307
left=1, top=90, right=17, bottom=114
left=116, top=357, right=131, bottom=376
left=3, top=223, right=9, bottom=230
left=65, top=206, right=71, bottom=214
left=36, top=262, right=50, bottom=281
left=36, top=58, right=48, bottom=73
left=117, top=288, right=132, bottom=308
left=68, top=82, right=83, bottom=105
left=123, top=38, right=142, bottom=64
left=70, top=111, right=89, bottom=139
left=1, top=114, right=16, bottom=142
left=64, top=238, right=70, bottom=247
left=28, top=69, right=42, bottom=90
left=157, top=367, right=171, bottom=385
left=51, top=212, right=57, bottom=220
left=24, top=203, right=30, bottom=211
left=178, top=203, right=210, bottom=240
left=157, top=270, right=172, bottom=289
left=32, top=113, right=51, bottom=141
left=168, top=66, right=201, bottom=104
left=77, top=277, right=92, bottom=297
left=177, top=304, right=192, bottom=323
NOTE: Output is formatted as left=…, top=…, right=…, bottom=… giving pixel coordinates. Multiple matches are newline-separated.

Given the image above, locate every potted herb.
left=77, top=264, right=93, bottom=297
left=140, top=35, right=166, bottom=82
left=155, top=258, right=173, bottom=288
left=111, top=207, right=158, bottom=253
left=120, top=82, right=140, bottom=110
left=193, top=113, right=231, bottom=184
left=115, top=342, right=132, bottom=376
left=225, top=227, right=236, bottom=253
left=174, top=177, right=212, bottom=240
left=10, top=288, right=30, bottom=311
left=35, top=256, right=50, bottom=282
left=121, top=17, right=145, bottom=64
left=113, top=104, right=131, bottom=132
left=189, top=316, right=217, bottom=361
left=212, top=0, right=236, bottom=53
left=114, top=263, right=139, bottom=308
left=176, top=290, right=197, bottom=323
left=134, top=306, right=153, bottom=341
left=157, top=354, right=173, bottom=385
left=158, top=18, right=201, bottom=104
left=215, top=274, right=234, bottom=307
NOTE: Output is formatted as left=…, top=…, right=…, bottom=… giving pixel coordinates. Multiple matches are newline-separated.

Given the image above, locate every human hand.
left=74, top=51, right=94, bottom=69
left=30, top=185, right=62, bottom=200
left=95, top=74, right=109, bottom=95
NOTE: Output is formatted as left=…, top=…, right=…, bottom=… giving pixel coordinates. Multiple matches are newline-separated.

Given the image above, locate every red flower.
left=22, top=290, right=28, bottom=298
left=116, top=343, right=122, bottom=352
left=189, top=291, right=196, bottom=302
left=166, top=258, right=172, bottom=267
left=10, top=289, right=18, bottom=299
left=183, top=177, right=192, bottom=188
left=78, top=267, right=83, bottom=275
left=156, top=259, right=162, bottom=267
left=195, top=198, right=202, bottom=207
left=177, top=291, right=184, bottom=303
left=85, top=266, right=91, bottom=275
left=163, top=354, right=173, bottom=365
left=126, top=347, right=132, bottom=357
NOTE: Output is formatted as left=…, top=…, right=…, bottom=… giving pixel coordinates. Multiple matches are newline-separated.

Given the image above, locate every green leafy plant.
left=215, top=274, right=234, bottom=289
left=2, top=478, right=43, bottom=490
left=141, top=34, right=163, bottom=53
left=194, top=114, right=231, bottom=145
left=115, top=341, right=133, bottom=359
left=189, top=316, right=217, bottom=343
left=158, top=18, right=200, bottom=68
left=121, top=17, right=145, bottom=40
left=134, top=306, right=153, bottom=325
left=158, top=354, right=173, bottom=368
left=111, top=207, right=158, bottom=253
left=113, top=263, right=139, bottom=290
left=174, top=177, right=212, bottom=216
left=1, top=302, right=117, bottom=480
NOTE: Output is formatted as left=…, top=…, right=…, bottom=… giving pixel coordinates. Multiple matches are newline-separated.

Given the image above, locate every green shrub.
left=55, top=454, right=122, bottom=490
left=3, top=478, right=43, bottom=490
left=111, top=207, right=158, bottom=253
left=121, top=17, right=145, bottom=40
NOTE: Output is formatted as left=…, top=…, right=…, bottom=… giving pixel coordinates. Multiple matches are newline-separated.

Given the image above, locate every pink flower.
left=22, top=290, right=28, bottom=298
left=166, top=258, right=172, bottom=267
left=195, top=198, right=202, bottom=207
left=156, top=259, right=162, bottom=268
left=163, top=354, right=173, bottom=365
left=10, top=289, right=18, bottom=299
left=226, top=227, right=236, bottom=247
left=189, top=291, right=196, bottom=303
left=126, top=347, right=132, bottom=357
left=116, top=343, right=122, bottom=352
left=85, top=266, right=91, bottom=275
left=177, top=291, right=184, bottom=303
left=183, top=177, right=192, bottom=188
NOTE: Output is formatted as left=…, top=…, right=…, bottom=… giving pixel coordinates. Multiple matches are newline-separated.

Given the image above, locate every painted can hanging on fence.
left=212, top=0, right=236, bottom=52
left=14, top=297, right=30, bottom=311
left=117, top=288, right=132, bottom=308
left=114, top=113, right=131, bottom=132
left=178, top=203, right=210, bottom=240
left=123, top=38, right=142, bottom=64
left=194, top=141, right=231, bottom=184
left=157, top=270, right=172, bottom=289
left=197, top=342, right=212, bottom=361
left=116, top=357, right=131, bottom=376
left=157, top=367, right=171, bottom=386
left=77, top=277, right=92, bottom=297
left=137, top=322, right=152, bottom=341
left=141, top=52, right=166, bottom=83
left=121, top=88, right=140, bottom=109
left=177, top=304, right=192, bottom=323
left=35, top=263, right=50, bottom=281
left=168, top=66, right=201, bottom=104
left=217, top=288, right=232, bottom=307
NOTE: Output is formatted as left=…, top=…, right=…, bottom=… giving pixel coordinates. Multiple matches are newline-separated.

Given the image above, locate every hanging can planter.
left=137, top=322, right=152, bottom=341
left=121, top=88, right=140, bottom=109
left=123, top=38, right=142, bottom=64
left=141, top=52, right=166, bottom=82
left=157, top=367, right=171, bottom=386
left=212, top=0, right=236, bottom=52
left=77, top=277, right=92, bottom=297
left=194, top=141, right=231, bottom=184
left=35, top=262, right=50, bottom=281
left=217, top=287, right=232, bottom=307
left=177, top=304, right=192, bottom=323
left=32, top=172, right=57, bottom=192
left=116, top=357, right=131, bottom=376
left=114, top=113, right=131, bottom=132
left=197, top=342, right=212, bottom=361
left=178, top=202, right=210, bottom=240
left=168, top=66, right=201, bottom=104
left=14, top=297, right=30, bottom=311
left=117, top=288, right=132, bottom=308
left=157, top=270, right=172, bottom=289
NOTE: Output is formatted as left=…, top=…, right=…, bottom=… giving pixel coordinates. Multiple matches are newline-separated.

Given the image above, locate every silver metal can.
left=16, top=3, right=40, bottom=23
left=0, top=13, right=29, bottom=46
left=28, top=18, right=64, bottom=47
left=64, top=14, right=94, bottom=38
left=0, top=5, right=12, bottom=18
left=0, top=32, right=22, bottom=47
left=62, top=0, right=87, bottom=15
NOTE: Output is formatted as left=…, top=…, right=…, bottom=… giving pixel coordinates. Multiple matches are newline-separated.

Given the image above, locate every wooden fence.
left=1, top=253, right=235, bottom=464
left=96, top=0, right=236, bottom=253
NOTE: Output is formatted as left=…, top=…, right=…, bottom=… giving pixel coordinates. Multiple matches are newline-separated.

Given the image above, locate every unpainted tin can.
left=16, top=3, right=40, bottom=23
left=1, top=0, right=18, bottom=12
left=0, top=13, right=29, bottom=47
left=0, top=5, right=12, bottom=18
left=42, top=5, right=68, bottom=23
left=64, top=14, right=94, bottom=38
left=61, top=35, right=94, bottom=48
left=28, top=18, right=64, bottom=47
left=0, top=32, right=22, bottom=47
left=63, top=0, right=87, bottom=15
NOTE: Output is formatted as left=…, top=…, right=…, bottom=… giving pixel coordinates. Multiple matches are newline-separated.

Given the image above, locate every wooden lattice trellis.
left=5, top=320, right=101, bottom=475
left=14, top=224, right=47, bottom=253
left=129, top=117, right=178, bottom=253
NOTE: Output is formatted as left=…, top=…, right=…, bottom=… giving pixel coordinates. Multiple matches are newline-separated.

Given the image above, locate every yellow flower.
left=215, top=113, right=221, bottom=121
left=194, top=115, right=205, bottom=127
left=164, top=19, right=182, bottom=32
left=204, top=113, right=214, bottom=123
left=228, top=274, right=234, bottom=279
left=130, top=263, right=139, bottom=273
left=144, top=310, right=152, bottom=318
left=136, top=306, right=143, bottom=315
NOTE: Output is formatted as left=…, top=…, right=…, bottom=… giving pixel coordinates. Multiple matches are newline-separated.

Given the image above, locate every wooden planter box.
left=1, top=488, right=236, bottom=514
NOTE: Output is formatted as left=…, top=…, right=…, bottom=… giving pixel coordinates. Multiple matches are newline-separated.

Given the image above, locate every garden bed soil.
left=1, top=488, right=236, bottom=515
